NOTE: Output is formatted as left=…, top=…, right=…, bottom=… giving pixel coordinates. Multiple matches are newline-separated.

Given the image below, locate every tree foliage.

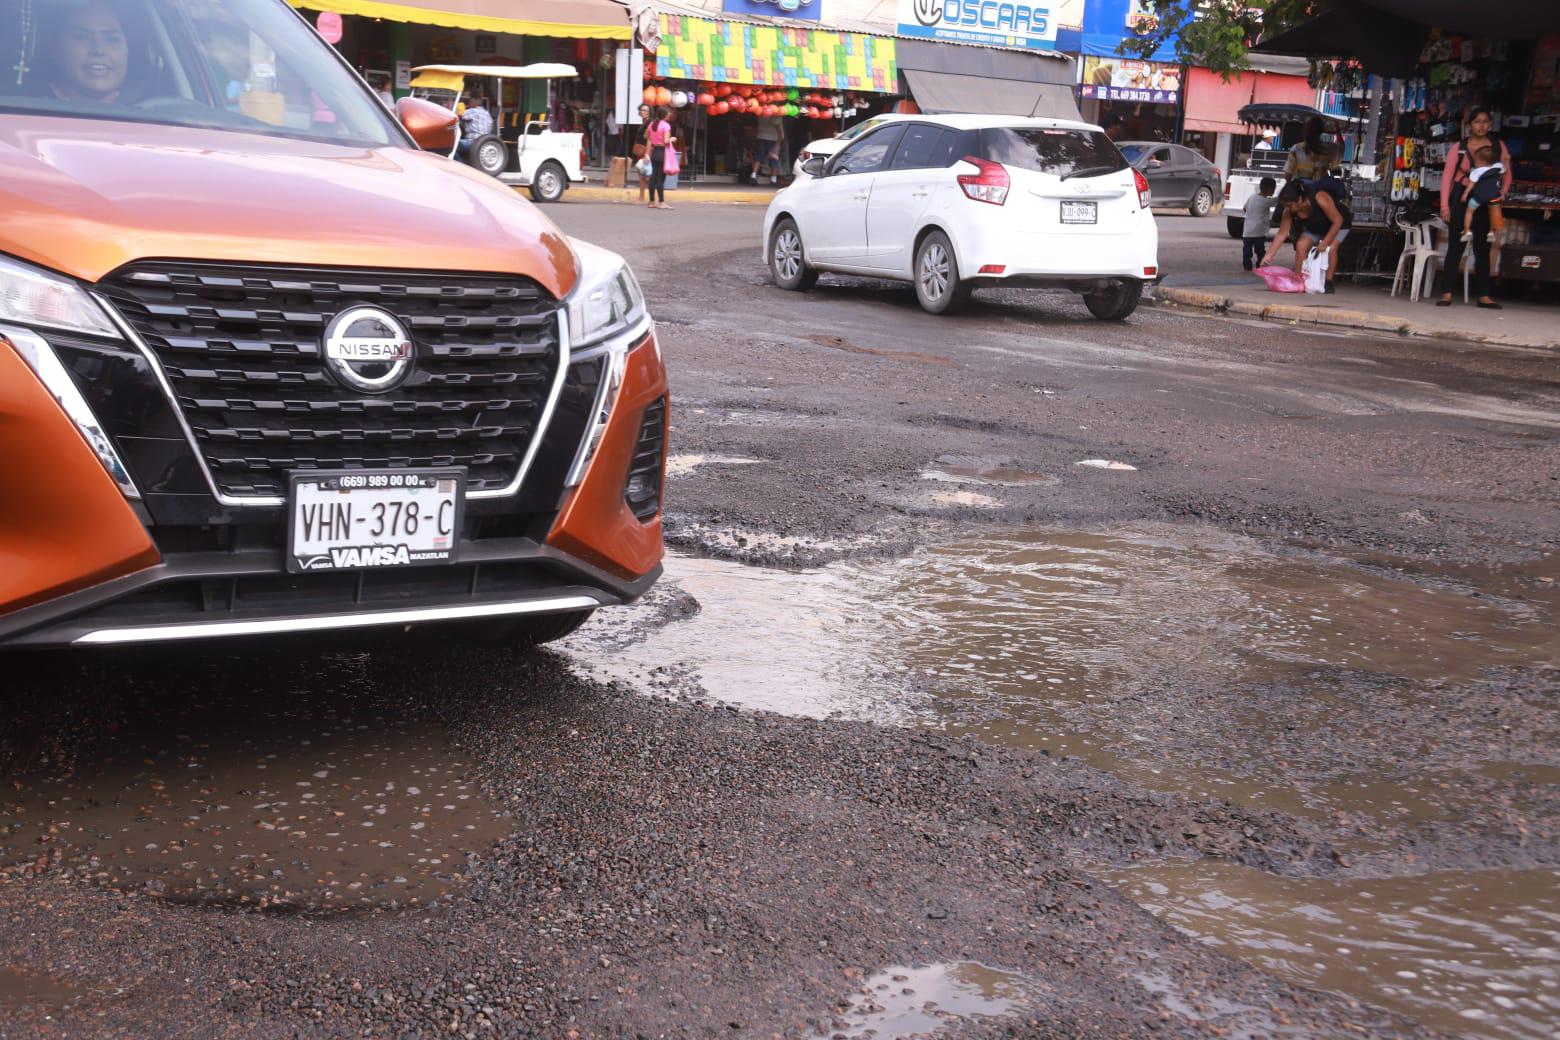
left=1119, top=1, right=1320, bottom=77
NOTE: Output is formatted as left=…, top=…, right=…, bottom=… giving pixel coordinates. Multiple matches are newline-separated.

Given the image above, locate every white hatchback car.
left=763, top=115, right=1159, bottom=318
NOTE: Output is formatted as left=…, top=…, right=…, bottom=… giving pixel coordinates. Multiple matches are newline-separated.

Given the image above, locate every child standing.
left=1461, top=144, right=1505, bottom=242
left=1242, top=177, right=1277, bottom=271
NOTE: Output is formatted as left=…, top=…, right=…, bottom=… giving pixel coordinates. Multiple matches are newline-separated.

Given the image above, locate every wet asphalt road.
left=2, top=202, right=1557, bottom=1039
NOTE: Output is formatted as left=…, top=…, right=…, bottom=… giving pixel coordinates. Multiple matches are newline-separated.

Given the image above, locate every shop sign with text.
left=1077, top=54, right=1179, bottom=104
left=895, top=0, right=1058, bottom=52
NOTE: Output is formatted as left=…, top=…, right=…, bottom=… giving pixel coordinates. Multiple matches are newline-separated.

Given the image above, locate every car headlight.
left=565, top=238, right=646, bottom=351
left=0, top=253, right=121, bottom=338
left=563, top=239, right=653, bottom=487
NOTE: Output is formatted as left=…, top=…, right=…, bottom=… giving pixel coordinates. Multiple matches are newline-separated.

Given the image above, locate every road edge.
left=1152, top=286, right=1560, bottom=349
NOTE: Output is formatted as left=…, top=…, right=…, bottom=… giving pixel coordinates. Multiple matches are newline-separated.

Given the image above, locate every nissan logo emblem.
left=322, top=306, right=415, bottom=393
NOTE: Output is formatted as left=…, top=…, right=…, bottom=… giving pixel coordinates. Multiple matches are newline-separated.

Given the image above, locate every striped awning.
left=290, top=0, right=632, bottom=40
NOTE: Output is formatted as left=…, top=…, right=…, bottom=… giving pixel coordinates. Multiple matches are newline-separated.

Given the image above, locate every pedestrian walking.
left=752, top=110, right=784, bottom=184
left=646, top=106, right=676, bottom=210
left=1242, top=177, right=1277, bottom=272
left=1436, top=107, right=1512, bottom=308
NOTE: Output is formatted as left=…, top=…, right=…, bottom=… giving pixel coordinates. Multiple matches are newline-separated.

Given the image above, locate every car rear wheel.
left=769, top=218, right=818, bottom=291
left=1190, top=186, right=1214, bottom=217
left=529, top=162, right=567, bottom=203
left=1083, top=280, right=1143, bottom=321
left=467, top=134, right=507, bottom=177
left=1226, top=215, right=1244, bottom=239
left=913, top=231, right=971, bottom=315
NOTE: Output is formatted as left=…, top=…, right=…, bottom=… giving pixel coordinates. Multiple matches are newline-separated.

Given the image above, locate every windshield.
left=1117, top=143, right=1148, bottom=163
left=983, top=127, right=1129, bottom=178
left=839, top=115, right=888, bottom=142
left=0, top=0, right=402, bottom=147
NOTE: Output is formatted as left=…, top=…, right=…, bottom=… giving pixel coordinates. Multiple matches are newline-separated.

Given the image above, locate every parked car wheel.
left=1226, top=215, right=1244, bottom=239
left=769, top=218, right=818, bottom=291
left=467, top=134, right=507, bottom=177
left=913, top=231, right=971, bottom=315
left=1083, top=280, right=1142, bottom=321
left=1190, top=186, right=1215, bottom=217
left=528, top=162, right=567, bottom=203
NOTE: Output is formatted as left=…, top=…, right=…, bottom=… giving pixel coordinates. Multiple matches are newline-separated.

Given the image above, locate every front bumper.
left=0, top=292, right=668, bottom=649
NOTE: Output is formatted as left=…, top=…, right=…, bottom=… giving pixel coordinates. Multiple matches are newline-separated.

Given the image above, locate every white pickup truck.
left=1224, top=146, right=1290, bottom=238
left=410, top=64, right=585, bottom=203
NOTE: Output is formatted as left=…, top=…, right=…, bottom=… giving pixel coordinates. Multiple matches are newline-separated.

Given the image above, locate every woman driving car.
left=42, top=0, right=131, bottom=104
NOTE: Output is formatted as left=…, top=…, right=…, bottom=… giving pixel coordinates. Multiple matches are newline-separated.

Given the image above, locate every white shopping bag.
left=1301, top=248, right=1329, bottom=294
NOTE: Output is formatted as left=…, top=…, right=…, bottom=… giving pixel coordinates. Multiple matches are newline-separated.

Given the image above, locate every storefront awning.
left=1182, top=67, right=1314, bottom=136
left=289, top=0, right=632, bottom=41
left=903, top=70, right=1081, bottom=121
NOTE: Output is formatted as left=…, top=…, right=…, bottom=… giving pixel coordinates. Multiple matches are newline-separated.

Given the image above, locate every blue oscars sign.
left=896, top=0, right=1057, bottom=51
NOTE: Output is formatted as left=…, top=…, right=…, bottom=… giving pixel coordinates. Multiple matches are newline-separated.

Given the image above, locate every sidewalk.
left=1155, top=275, right=1560, bottom=350
left=567, top=180, right=776, bottom=205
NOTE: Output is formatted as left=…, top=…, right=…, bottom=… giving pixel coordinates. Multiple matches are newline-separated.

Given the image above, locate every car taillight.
left=956, top=156, right=1009, bottom=205
left=1133, top=167, right=1151, bottom=209
left=1223, top=180, right=1231, bottom=199
left=799, top=149, right=812, bottom=161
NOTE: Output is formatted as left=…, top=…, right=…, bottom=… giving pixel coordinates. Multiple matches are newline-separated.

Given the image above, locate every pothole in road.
left=0, top=688, right=509, bottom=914
left=920, top=456, right=1057, bottom=487
left=1103, top=862, right=1560, bottom=1040
left=0, top=966, right=87, bottom=1012
left=569, top=524, right=1556, bottom=1039
left=831, top=962, right=1026, bottom=1038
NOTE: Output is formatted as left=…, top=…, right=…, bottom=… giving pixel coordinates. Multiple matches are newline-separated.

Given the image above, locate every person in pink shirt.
left=1437, top=108, right=1513, bottom=308
left=645, top=106, right=676, bottom=210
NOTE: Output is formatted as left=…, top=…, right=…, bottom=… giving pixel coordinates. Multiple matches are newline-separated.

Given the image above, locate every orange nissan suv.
left=0, top=0, right=666, bottom=648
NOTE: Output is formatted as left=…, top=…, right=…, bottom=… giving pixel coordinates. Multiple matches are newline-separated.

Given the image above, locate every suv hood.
left=0, top=116, right=577, bottom=298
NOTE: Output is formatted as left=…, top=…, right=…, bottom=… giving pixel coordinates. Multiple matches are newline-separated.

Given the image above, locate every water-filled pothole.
left=920, top=456, right=1056, bottom=487
left=0, top=966, right=86, bottom=1012
left=570, top=524, right=1556, bottom=1039
left=0, top=687, right=508, bottom=913
left=831, top=962, right=1025, bottom=1038
left=1104, top=862, right=1560, bottom=1040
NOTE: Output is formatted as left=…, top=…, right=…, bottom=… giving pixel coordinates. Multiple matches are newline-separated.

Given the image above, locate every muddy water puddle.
left=0, top=691, right=508, bottom=913
left=574, top=524, right=1556, bottom=1039
left=579, top=524, right=1554, bottom=818
left=0, top=966, right=89, bottom=1012
left=832, top=962, right=1025, bottom=1038
left=1104, top=862, right=1560, bottom=1040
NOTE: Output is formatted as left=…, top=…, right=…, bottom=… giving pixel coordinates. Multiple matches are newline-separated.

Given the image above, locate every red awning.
left=1183, top=67, right=1314, bottom=135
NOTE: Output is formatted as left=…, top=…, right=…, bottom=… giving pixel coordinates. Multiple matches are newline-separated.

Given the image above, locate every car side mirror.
left=396, top=97, right=458, bottom=153
left=801, top=156, right=827, bottom=177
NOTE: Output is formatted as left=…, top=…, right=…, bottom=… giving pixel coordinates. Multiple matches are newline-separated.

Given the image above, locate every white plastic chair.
left=1390, top=215, right=1437, bottom=301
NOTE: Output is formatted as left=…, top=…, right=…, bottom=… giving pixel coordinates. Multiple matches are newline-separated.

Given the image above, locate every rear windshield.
left=982, top=127, right=1128, bottom=178
left=1118, top=143, right=1148, bottom=163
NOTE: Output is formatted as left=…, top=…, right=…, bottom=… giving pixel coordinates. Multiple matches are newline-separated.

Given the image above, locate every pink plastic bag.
left=1254, top=265, right=1306, bottom=293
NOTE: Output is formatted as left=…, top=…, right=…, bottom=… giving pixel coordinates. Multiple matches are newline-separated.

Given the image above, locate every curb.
left=560, top=184, right=773, bottom=205
left=1153, top=286, right=1558, bottom=349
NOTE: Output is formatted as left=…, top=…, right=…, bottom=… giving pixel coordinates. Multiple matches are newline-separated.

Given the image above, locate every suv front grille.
left=99, top=262, right=562, bottom=499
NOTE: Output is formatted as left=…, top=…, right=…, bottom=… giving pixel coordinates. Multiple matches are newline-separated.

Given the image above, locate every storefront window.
left=0, top=0, right=400, bottom=146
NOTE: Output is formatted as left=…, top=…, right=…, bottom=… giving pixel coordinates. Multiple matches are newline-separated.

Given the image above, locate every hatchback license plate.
left=1061, top=200, right=1098, bottom=224
left=287, top=469, right=464, bottom=574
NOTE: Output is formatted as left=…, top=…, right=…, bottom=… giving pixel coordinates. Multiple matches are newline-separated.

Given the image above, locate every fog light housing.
left=624, top=397, right=667, bottom=521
